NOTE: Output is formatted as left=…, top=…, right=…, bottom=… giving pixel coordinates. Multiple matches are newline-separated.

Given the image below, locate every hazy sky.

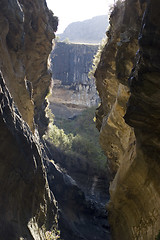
left=46, top=0, right=114, bottom=33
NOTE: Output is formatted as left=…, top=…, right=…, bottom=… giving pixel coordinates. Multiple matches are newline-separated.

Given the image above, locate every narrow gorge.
left=1, top=0, right=160, bottom=240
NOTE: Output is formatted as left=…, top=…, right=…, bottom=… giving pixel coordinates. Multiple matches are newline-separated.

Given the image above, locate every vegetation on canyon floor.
left=44, top=107, right=107, bottom=172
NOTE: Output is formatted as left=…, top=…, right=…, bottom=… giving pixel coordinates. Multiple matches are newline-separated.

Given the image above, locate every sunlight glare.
left=46, top=0, right=114, bottom=33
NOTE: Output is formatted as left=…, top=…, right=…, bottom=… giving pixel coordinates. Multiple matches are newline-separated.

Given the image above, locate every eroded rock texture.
left=0, top=1, right=110, bottom=240
left=95, top=0, right=145, bottom=177
left=94, top=0, right=160, bottom=239
left=0, top=72, right=58, bottom=239
left=0, top=0, right=58, bottom=135
left=0, top=0, right=58, bottom=239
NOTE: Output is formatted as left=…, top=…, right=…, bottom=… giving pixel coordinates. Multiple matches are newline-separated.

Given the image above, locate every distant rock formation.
left=58, top=15, right=109, bottom=44
left=49, top=41, right=100, bottom=118
left=94, top=0, right=160, bottom=239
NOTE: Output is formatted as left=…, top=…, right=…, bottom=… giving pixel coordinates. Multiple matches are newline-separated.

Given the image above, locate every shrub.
left=44, top=107, right=107, bottom=173
left=46, top=124, right=73, bottom=151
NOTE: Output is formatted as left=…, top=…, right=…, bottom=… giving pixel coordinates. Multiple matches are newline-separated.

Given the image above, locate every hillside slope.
left=58, top=15, right=109, bottom=43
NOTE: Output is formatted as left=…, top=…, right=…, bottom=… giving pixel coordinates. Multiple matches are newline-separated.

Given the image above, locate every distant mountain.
left=58, top=15, right=109, bottom=44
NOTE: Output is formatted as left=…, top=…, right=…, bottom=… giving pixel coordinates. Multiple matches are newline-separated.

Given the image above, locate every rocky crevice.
left=0, top=1, right=110, bottom=239
left=3, top=0, right=160, bottom=239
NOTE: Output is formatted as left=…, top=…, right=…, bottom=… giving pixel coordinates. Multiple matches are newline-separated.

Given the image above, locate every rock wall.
left=0, top=72, right=58, bottom=240
left=50, top=41, right=99, bottom=112
left=0, top=0, right=58, bottom=136
left=94, top=0, right=160, bottom=239
left=0, top=1, right=110, bottom=240
left=0, top=0, right=58, bottom=239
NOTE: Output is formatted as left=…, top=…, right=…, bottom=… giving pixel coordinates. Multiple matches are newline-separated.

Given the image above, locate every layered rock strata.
left=94, top=0, right=160, bottom=239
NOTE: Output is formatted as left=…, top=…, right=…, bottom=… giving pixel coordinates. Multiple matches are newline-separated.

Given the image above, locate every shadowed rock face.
left=94, top=0, right=160, bottom=239
left=0, top=0, right=58, bottom=239
left=0, top=73, right=58, bottom=239
left=0, top=1, right=110, bottom=240
left=0, top=69, right=109, bottom=240
left=45, top=155, right=110, bottom=240
left=124, top=1, right=160, bottom=238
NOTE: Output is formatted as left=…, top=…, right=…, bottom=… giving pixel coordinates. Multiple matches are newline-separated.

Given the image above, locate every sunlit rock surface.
left=94, top=0, right=160, bottom=239
left=0, top=0, right=58, bottom=135
left=0, top=0, right=58, bottom=239
left=94, top=0, right=144, bottom=177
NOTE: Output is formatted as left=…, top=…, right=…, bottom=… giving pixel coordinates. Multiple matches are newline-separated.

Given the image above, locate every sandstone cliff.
left=0, top=0, right=58, bottom=239
left=94, top=0, right=160, bottom=239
